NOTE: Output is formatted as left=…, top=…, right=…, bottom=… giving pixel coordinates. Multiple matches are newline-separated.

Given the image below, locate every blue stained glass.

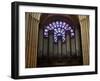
left=62, top=25, right=65, bottom=28
left=44, top=29, right=48, bottom=32
left=60, top=30, right=63, bottom=33
left=49, top=24, right=52, bottom=27
left=70, top=29, right=73, bottom=32
left=44, top=32, right=48, bottom=37
left=57, top=24, right=59, bottom=27
left=54, top=25, right=56, bottom=28
left=54, top=28, right=57, bottom=31
left=56, top=21, right=59, bottom=24
left=52, top=22, right=56, bottom=28
left=64, top=26, right=67, bottom=30
left=71, top=33, right=74, bottom=36
left=66, top=24, right=69, bottom=27
left=44, top=21, right=74, bottom=42
left=60, top=21, right=62, bottom=24
left=63, top=22, right=66, bottom=25
left=57, top=33, right=61, bottom=36
left=69, top=27, right=71, bottom=30
left=59, top=24, right=62, bottom=27
left=47, top=26, right=50, bottom=30
left=54, top=29, right=58, bottom=33
left=61, top=29, right=64, bottom=32
left=52, top=22, right=55, bottom=25
left=51, top=25, right=54, bottom=29
left=58, top=28, right=61, bottom=32
left=53, top=24, right=56, bottom=28
left=54, top=36, right=57, bottom=42
left=62, top=32, right=65, bottom=35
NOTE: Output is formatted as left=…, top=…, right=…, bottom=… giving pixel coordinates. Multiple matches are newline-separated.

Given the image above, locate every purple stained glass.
left=60, top=21, right=62, bottom=24
left=70, top=29, right=73, bottom=32
left=44, top=29, right=48, bottom=32
left=44, top=21, right=74, bottom=42
left=56, top=21, right=59, bottom=24
left=63, top=22, right=66, bottom=25
left=49, top=24, right=52, bottom=27
left=66, top=24, right=69, bottom=27
left=47, top=26, right=50, bottom=30
left=44, top=32, right=48, bottom=37
left=71, top=33, right=74, bottom=36
left=69, top=26, right=71, bottom=30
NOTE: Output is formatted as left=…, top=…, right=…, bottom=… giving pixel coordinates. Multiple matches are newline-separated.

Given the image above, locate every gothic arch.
left=37, top=14, right=83, bottom=67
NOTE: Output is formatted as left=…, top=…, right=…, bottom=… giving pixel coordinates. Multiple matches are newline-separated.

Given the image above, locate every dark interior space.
left=37, top=13, right=83, bottom=67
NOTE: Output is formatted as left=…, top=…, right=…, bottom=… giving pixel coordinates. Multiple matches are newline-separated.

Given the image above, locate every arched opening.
left=37, top=14, right=83, bottom=67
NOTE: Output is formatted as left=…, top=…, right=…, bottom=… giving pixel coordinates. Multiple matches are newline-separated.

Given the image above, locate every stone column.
left=25, top=13, right=41, bottom=68
left=79, top=16, right=89, bottom=65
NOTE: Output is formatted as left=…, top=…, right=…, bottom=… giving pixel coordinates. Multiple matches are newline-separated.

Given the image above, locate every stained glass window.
left=44, top=21, right=74, bottom=42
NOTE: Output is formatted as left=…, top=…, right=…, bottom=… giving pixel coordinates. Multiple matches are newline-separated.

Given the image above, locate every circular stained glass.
left=44, top=21, right=74, bottom=42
